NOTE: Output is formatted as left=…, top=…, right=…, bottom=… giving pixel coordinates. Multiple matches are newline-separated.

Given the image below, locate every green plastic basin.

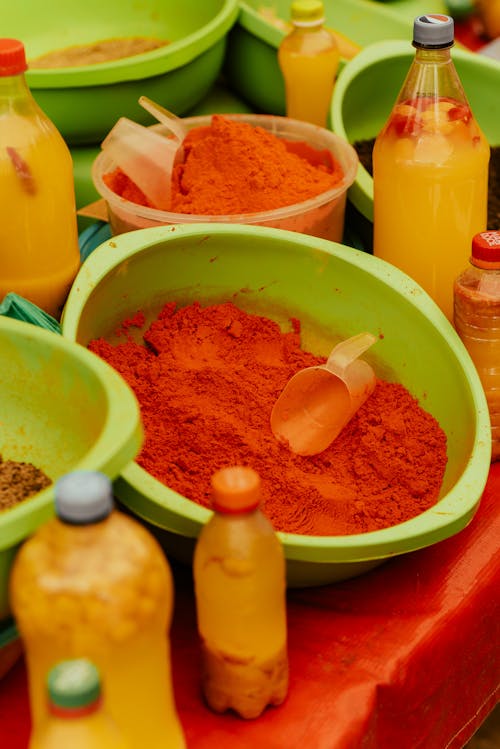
left=331, top=40, right=500, bottom=224
left=0, top=317, right=142, bottom=621
left=61, top=223, right=490, bottom=587
left=1, top=0, right=239, bottom=144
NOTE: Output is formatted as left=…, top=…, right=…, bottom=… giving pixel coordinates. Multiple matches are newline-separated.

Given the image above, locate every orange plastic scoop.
left=270, top=332, right=377, bottom=456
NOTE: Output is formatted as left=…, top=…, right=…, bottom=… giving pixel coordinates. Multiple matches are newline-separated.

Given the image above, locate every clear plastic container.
left=278, top=0, right=340, bottom=128
left=29, top=659, right=130, bottom=749
left=92, top=114, right=358, bottom=242
left=372, top=15, right=490, bottom=322
left=193, top=466, right=289, bottom=719
left=454, top=230, right=500, bottom=462
left=10, top=471, right=186, bottom=749
left=0, top=38, right=80, bottom=319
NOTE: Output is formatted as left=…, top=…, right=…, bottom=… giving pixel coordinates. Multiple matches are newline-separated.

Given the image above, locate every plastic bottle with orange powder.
left=10, top=471, right=186, bottom=749
left=454, top=230, right=500, bottom=462
left=0, top=38, right=80, bottom=319
left=193, top=466, right=289, bottom=719
left=29, top=659, right=130, bottom=749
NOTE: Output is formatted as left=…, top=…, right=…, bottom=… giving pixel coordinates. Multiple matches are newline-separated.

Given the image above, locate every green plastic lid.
left=290, top=0, right=325, bottom=26
left=48, top=659, right=101, bottom=709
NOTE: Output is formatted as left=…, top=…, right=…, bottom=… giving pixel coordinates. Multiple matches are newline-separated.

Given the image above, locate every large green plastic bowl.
left=331, top=40, right=500, bottom=226
left=2, top=0, right=239, bottom=145
left=61, top=223, right=491, bottom=587
left=0, top=317, right=143, bottom=621
left=223, top=0, right=447, bottom=116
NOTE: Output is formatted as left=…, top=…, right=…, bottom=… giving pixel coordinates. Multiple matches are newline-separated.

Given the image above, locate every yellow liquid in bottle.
left=194, top=510, right=288, bottom=719
left=373, top=98, right=489, bottom=322
left=278, top=24, right=340, bottom=128
left=0, top=112, right=80, bottom=318
left=10, top=513, right=186, bottom=749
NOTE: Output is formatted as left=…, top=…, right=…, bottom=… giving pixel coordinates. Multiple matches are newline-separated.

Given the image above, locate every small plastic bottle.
left=0, top=38, right=80, bottom=319
left=372, top=15, right=490, bottom=322
left=454, top=230, right=500, bottom=462
left=29, top=659, right=130, bottom=749
left=193, top=466, right=289, bottom=719
left=10, top=471, right=186, bottom=749
left=278, top=0, right=340, bottom=128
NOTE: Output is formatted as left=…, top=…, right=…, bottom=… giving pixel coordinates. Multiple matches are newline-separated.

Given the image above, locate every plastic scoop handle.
left=325, top=332, right=378, bottom=377
left=139, top=96, right=187, bottom=143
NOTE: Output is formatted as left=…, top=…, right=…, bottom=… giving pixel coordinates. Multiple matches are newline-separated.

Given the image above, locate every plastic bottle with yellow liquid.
left=0, top=38, right=80, bottom=319
left=29, top=659, right=130, bottom=749
left=10, top=471, right=186, bottom=749
left=193, top=465, right=289, bottom=719
left=372, top=15, right=490, bottom=322
left=278, top=0, right=340, bottom=127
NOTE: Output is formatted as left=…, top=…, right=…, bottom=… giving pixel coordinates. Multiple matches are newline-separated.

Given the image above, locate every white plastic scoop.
left=101, top=117, right=180, bottom=210
left=270, top=332, right=377, bottom=456
left=138, top=95, right=188, bottom=143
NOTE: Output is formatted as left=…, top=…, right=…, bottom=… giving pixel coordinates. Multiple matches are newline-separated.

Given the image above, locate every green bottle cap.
left=290, top=0, right=325, bottom=26
left=48, top=659, right=102, bottom=709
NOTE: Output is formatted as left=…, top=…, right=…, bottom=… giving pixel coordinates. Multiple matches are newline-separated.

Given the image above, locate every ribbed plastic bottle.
left=29, top=659, right=130, bottom=749
left=193, top=465, right=289, bottom=719
left=278, top=0, right=340, bottom=127
left=10, top=471, right=186, bottom=749
left=0, top=38, right=80, bottom=319
left=372, top=15, right=490, bottom=322
left=454, top=230, right=500, bottom=462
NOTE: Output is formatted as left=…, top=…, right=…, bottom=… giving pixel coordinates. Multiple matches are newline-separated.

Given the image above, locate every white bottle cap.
left=413, top=14, right=454, bottom=48
left=55, top=471, right=114, bottom=524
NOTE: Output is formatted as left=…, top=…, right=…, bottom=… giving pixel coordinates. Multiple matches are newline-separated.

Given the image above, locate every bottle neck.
left=471, top=257, right=500, bottom=271
left=49, top=697, right=102, bottom=720
left=292, top=20, right=324, bottom=31
left=413, top=45, right=453, bottom=63
left=396, top=43, right=467, bottom=107
left=0, top=71, right=36, bottom=113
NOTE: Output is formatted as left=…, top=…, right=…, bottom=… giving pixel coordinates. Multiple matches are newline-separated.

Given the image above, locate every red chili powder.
left=88, top=301, right=448, bottom=536
left=102, top=114, right=344, bottom=215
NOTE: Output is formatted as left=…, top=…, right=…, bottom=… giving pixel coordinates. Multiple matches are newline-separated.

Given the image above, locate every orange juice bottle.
left=454, top=230, right=500, bottom=462
left=10, top=471, right=186, bottom=749
left=0, top=38, right=80, bottom=319
left=278, top=0, right=340, bottom=127
left=193, top=466, right=289, bottom=719
left=372, top=15, right=490, bottom=322
left=29, top=659, right=130, bottom=749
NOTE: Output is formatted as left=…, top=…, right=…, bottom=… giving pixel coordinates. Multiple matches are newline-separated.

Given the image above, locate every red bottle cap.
left=211, top=466, right=261, bottom=514
left=471, top=231, right=500, bottom=265
left=0, top=38, right=28, bottom=76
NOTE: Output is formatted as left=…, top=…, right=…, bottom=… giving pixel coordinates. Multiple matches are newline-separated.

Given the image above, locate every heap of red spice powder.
left=88, top=301, right=448, bottom=537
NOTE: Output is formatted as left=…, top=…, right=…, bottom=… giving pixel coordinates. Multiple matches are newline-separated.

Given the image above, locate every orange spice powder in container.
left=88, top=301, right=448, bottom=537
left=97, top=114, right=358, bottom=241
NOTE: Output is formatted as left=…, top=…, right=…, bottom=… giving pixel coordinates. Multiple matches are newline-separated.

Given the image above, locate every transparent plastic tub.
left=91, top=114, right=359, bottom=241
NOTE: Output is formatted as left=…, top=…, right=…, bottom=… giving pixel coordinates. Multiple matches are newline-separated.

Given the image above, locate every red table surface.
left=1, top=463, right=499, bottom=749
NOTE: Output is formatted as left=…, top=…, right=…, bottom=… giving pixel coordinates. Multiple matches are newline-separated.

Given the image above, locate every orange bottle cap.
left=471, top=230, right=500, bottom=265
left=211, top=466, right=261, bottom=514
left=0, top=39, right=27, bottom=76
